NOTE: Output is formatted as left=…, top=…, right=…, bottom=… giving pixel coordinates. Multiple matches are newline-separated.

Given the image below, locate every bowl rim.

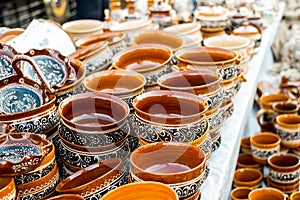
left=62, top=19, right=104, bottom=33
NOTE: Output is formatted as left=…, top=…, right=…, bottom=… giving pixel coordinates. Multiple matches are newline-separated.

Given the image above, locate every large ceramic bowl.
left=112, top=44, right=173, bottom=86
left=174, top=46, right=240, bottom=81
left=130, top=142, right=206, bottom=199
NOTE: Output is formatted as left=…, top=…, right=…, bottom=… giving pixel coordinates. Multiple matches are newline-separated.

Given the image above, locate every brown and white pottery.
left=233, top=168, right=263, bottom=188
left=0, top=178, right=16, bottom=200
left=250, top=132, right=281, bottom=164
left=237, top=153, right=262, bottom=170
left=240, top=136, right=251, bottom=153
left=248, top=187, right=289, bottom=200
left=130, top=142, right=206, bottom=200
left=47, top=194, right=84, bottom=200
left=230, top=187, right=253, bottom=200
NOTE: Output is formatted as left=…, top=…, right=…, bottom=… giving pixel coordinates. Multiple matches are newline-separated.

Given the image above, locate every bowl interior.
left=269, top=154, right=299, bottom=167
left=62, top=20, right=103, bottom=33
left=235, top=169, right=261, bottom=182
left=252, top=133, right=279, bottom=145
left=277, top=115, right=300, bottom=125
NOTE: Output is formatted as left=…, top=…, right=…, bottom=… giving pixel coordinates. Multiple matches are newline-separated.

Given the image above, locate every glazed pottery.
left=149, top=1, right=172, bottom=28
left=233, top=168, right=263, bottom=188
left=237, top=153, right=262, bottom=170
left=250, top=132, right=281, bottom=164
left=266, top=176, right=300, bottom=194
left=131, top=90, right=208, bottom=143
left=0, top=133, right=52, bottom=176
left=69, top=41, right=113, bottom=75
left=112, top=44, right=173, bottom=86
left=232, top=22, right=262, bottom=47
left=291, top=191, right=300, bottom=200
left=56, top=158, right=128, bottom=200
left=259, top=93, right=290, bottom=110
left=275, top=114, right=300, bottom=149
left=0, top=178, right=16, bottom=200
left=130, top=142, right=206, bottom=200
left=248, top=187, right=289, bottom=200
left=83, top=69, right=146, bottom=109
left=62, top=19, right=104, bottom=42
left=47, top=194, right=84, bottom=200
left=267, top=153, right=300, bottom=185
left=0, top=28, right=24, bottom=44
left=101, top=181, right=179, bottom=200
left=174, top=46, right=240, bottom=81
left=220, top=99, right=234, bottom=120
left=0, top=43, right=19, bottom=80
left=230, top=187, right=252, bottom=200
left=107, top=33, right=127, bottom=55
left=133, top=30, right=184, bottom=52
left=240, top=136, right=251, bottom=153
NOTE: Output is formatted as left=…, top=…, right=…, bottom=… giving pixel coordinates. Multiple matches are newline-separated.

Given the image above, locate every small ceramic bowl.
left=130, top=142, right=206, bottom=199
left=233, top=168, right=263, bottom=188
left=131, top=90, right=208, bottom=143
left=101, top=181, right=179, bottom=200
left=133, top=30, right=184, bottom=52
left=56, top=158, right=127, bottom=199
left=174, top=46, right=240, bottom=81
left=112, top=44, right=173, bottom=86
left=0, top=133, right=52, bottom=176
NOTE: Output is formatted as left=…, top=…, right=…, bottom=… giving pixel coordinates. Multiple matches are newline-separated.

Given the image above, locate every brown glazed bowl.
left=112, top=44, right=173, bottom=86
left=157, top=69, right=223, bottom=111
left=248, top=187, right=289, bottom=200
left=101, top=181, right=179, bottom=200
left=83, top=69, right=146, bottom=109
left=237, top=153, right=262, bottom=169
left=174, top=46, right=240, bottom=81
left=0, top=177, right=16, bottom=200
left=133, top=30, right=184, bottom=52
left=230, top=187, right=253, bottom=200
left=59, top=92, right=129, bottom=132
left=56, top=158, right=127, bottom=199
left=233, top=168, right=263, bottom=188
left=130, top=142, right=206, bottom=200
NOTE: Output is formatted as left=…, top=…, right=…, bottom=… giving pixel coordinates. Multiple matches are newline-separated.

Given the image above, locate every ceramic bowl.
left=232, top=22, right=262, bottom=47
left=0, top=43, right=19, bottom=80
left=0, top=178, right=17, bottom=200
left=131, top=90, right=208, bottom=143
left=69, top=41, right=113, bottom=75
left=47, top=194, right=84, bottom=200
left=62, top=19, right=104, bottom=42
left=174, top=46, right=240, bottom=81
left=133, top=30, right=184, bottom=52
left=112, top=44, right=173, bottom=86
left=56, top=158, right=127, bottom=200
left=233, top=168, right=263, bottom=188
left=130, top=142, right=206, bottom=199
left=83, top=69, right=146, bottom=109
left=237, top=153, right=262, bottom=170
left=101, top=181, right=179, bottom=200
left=248, top=187, right=289, bottom=200
left=230, top=187, right=253, bottom=200
left=266, top=177, right=299, bottom=195
left=0, top=133, right=52, bottom=176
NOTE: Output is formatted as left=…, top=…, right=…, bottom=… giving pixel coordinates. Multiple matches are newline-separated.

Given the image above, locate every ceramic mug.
left=250, top=132, right=281, bottom=164
left=233, top=168, right=263, bottom=188
left=237, top=153, right=262, bottom=170
left=230, top=187, right=253, bottom=200
left=267, top=153, right=300, bottom=185
left=240, top=136, right=251, bottom=153
left=248, top=187, right=289, bottom=200
left=259, top=93, right=290, bottom=110
left=275, top=114, right=300, bottom=149
left=101, top=181, right=179, bottom=200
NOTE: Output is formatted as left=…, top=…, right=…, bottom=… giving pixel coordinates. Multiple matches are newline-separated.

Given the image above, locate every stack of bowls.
left=58, top=92, right=131, bottom=178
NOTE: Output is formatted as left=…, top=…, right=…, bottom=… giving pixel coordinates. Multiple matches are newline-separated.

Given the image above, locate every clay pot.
left=248, top=187, right=289, bottom=200
left=56, top=158, right=127, bottom=199
left=250, top=132, right=281, bottom=164
left=275, top=114, right=300, bottom=149
left=233, top=168, right=263, bottom=188
left=69, top=41, right=113, bottom=75
left=48, top=194, right=84, bottom=200
left=101, top=181, right=179, bottom=200
left=0, top=178, right=16, bottom=200
left=174, top=46, right=240, bottom=81
left=237, top=153, right=262, bottom=170
left=267, top=153, right=300, bottom=185
left=83, top=69, right=146, bottom=109
left=131, top=90, right=209, bottom=144
left=112, top=44, right=173, bottom=86
left=62, top=19, right=104, bottom=42
left=230, top=187, right=252, bottom=200
left=133, top=30, right=184, bottom=52
left=130, top=142, right=206, bottom=200
left=290, top=191, right=300, bottom=200
left=240, top=136, right=251, bottom=153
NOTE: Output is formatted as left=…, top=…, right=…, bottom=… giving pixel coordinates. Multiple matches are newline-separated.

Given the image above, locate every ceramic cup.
left=230, top=187, right=253, bottom=200
left=237, top=153, right=262, bottom=170
left=266, top=176, right=300, bottom=194
left=291, top=191, right=300, bottom=200
left=240, top=136, right=251, bottom=153
left=267, top=153, right=300, bottom=192
left=248, top=187, right=289, bottom=200
left=250, top=132, right=281, bottom=164
left=233, top=168, right=263, bottom=188
left=0, top=178, right=16, bottom=200
left=101, top=181, right=179, bottom=200
left=112, top=44, right=173, bottom=86
left=259, top=93, right=290, bottom=110
left=56, top=158, right=127, bottom=200
left=130, top=142, right=206, bottom=200
left=275, top=114, right=300, bottom=149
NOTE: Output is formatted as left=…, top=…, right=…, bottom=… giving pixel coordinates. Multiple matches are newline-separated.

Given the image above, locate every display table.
left=201, top=2, right=286, bottom=200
